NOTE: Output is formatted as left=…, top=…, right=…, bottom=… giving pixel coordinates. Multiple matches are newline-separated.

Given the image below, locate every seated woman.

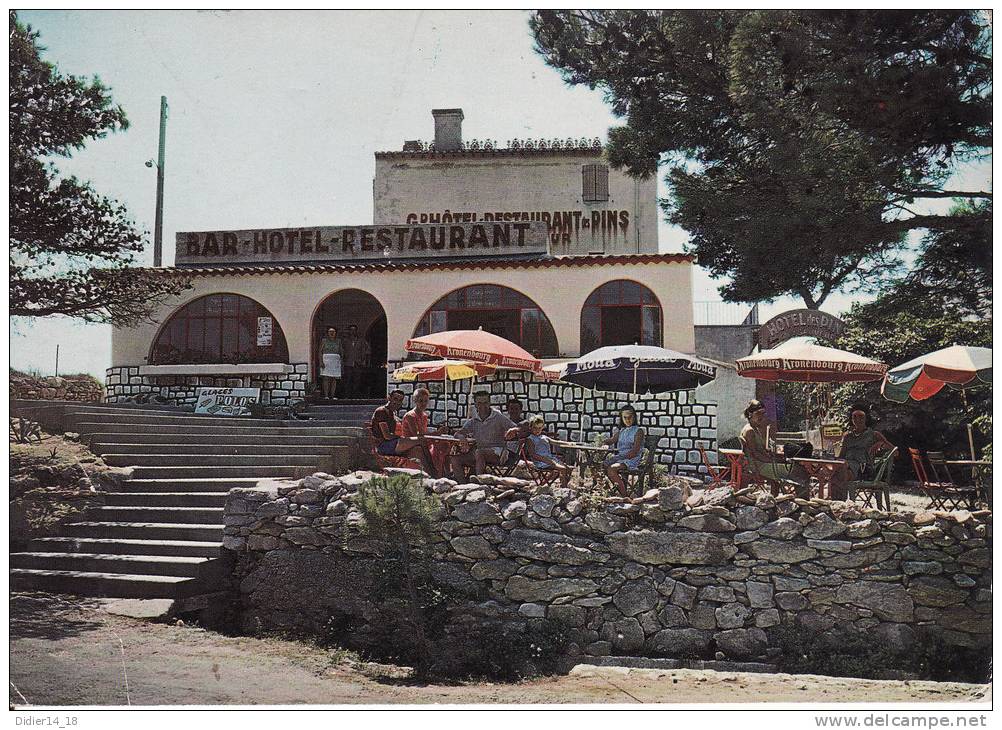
left=602, top=405, right=645, bottom=498
left=400, top=387, right=448, bottom=478
left=838, top=407, right=894, bottom=478
left=739, top=400, right=809, bottom=497
left=828, top=406, right=895, bottom=499
left=524, top=415, right=573, bottom=488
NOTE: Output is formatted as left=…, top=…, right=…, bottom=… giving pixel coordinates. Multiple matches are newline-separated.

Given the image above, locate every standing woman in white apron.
left=319, top=327, right=343, bottom=401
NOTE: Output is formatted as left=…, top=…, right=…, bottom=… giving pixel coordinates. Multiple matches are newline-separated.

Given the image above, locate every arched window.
left=150, top=294, right=289, bottom=365
left=412, top=284, right=558, bottom=357
left=580, top=280, right=663, bottom=353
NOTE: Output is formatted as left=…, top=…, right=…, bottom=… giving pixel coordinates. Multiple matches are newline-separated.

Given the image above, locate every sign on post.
left=195, top=387, right=261, bottom=417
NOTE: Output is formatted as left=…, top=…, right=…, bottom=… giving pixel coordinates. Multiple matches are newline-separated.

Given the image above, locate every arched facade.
left=149, top=293, right=289, bottom=365
left=411, top=283, right=559, bottom=357
left=580, top=279, right=663, bottom=353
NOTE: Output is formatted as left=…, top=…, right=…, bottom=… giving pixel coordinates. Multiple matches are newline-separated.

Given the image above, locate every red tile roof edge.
left=161, top=253, right=694, bottom=278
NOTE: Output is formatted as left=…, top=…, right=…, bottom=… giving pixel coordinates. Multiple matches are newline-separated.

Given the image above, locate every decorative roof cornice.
left=159, top=253, right=694, bottom=278
left=378, top=137, right=604, bottom=159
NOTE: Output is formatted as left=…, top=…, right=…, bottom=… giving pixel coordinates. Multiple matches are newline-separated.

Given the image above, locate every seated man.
left=450, top=390, right=516, bottom=481
left=739, top=400, right=809, bottom=497
left=502, top=398, right=533, bottom=465
left=371, top=389, right=435, bottom=475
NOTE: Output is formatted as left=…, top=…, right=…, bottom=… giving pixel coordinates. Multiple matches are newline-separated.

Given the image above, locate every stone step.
left=10, top=568, right=203, bottom=599
left=128, top=465, right=300, bottom=480
left=76, top=422, right=363, bottom=438
left=28, top=537, right=222, bottom=558
left=92, top=444, right=334, bottom=456
left=119, top=478, right=271, bottom=493
left=100, top=453, right=335, bottom=468
left=86, top=430, right=354, bottom=446
left=103, top=492, right=227, bottom=507
left=64, top=521, right=224, bottom=542
left=87, top=506, right=225, bottom=524
left=68, top=412, right=360, bottom=429
left=10, top=552, right=224, bottom=578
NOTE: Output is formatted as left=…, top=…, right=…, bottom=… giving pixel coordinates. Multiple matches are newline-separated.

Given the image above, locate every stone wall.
left=224, top=472, right=992, bottom=666
left=391, top=369, right=716, bottom=476
left=10, top=372, right=102, bottom=402
left=104, top=364, right=310, bottom=406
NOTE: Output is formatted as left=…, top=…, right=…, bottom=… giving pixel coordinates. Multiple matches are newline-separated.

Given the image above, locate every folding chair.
left=698, top=444, right=729, bottom=488
left=517, top=439, right=562, bottom=489
left=848, top=447, right=897, bottom=510
left=622, top=434, right=661, bottom=497
left=909, top=448, right=949, bottom=510
left=926, top=451, right=979, bottom=510
left=483, top=437, right=524, bottom=479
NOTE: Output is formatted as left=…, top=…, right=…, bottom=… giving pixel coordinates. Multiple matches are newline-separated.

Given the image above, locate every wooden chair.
left=848, top=447, right=897, bottom=510
left=698, top=444, right=730, bottom=488
left=926, top=451, right=979, bottom=510
left=909, top=448, right=949, bottom=510
left=621, top=434, right=661, bottom=497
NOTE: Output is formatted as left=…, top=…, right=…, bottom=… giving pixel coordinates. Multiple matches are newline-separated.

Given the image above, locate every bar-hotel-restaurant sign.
left=176, top=221, right=549, bottom=266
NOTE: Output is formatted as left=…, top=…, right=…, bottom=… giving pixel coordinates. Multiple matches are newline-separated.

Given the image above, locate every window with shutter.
left=582, top=164, right=609, bottom=202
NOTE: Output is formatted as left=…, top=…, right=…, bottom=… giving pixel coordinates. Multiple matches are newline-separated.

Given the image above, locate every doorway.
left=312, top=289, right=387, bottom=400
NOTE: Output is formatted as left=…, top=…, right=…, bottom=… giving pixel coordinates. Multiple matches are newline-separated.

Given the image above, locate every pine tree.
left=9, top=11, right=189, bottom=323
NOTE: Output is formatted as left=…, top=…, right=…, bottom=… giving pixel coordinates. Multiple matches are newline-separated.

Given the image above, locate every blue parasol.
left=560, top=345, right=717, bottom=394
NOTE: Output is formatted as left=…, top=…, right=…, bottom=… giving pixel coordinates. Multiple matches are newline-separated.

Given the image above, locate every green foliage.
left=771, top=625, right=992, bottom=683
left=9, top=11, right=190, bottom=323
left=531, top=10, right=992, bottom=308
left=355, top=474, right=441, bottom=547
left=439, top=620, right=570, bottom=681
left=828, top=299, right=991, bottom=471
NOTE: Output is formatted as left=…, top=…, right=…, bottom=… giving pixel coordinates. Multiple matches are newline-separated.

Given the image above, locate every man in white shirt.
left=450, top=390, right=516, bottom=481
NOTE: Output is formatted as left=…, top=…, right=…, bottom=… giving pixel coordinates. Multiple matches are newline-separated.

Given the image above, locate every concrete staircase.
left=10, top=402, right=372, bottom=599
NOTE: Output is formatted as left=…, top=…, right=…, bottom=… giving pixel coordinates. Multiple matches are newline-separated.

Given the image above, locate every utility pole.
left=153, top=95, right=168, bottom=267
left=54, top=344, right=59, bottom=378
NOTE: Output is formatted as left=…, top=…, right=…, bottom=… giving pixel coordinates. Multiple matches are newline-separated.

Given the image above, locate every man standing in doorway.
left=342, top=324, right=371, bottom=397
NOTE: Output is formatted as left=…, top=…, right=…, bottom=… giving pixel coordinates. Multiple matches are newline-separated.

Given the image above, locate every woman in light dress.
left=319, top=327, right=343, bottom=401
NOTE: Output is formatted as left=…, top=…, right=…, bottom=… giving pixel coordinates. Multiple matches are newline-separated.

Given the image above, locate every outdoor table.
left=791, top=457, right=847, bottom=500
left=421, top=434, right=471, bottom=477
left=718, top=448, right=746, bottom=488
left=945, top=460, right=992, bottom=508
left=551, top=441, right=612, bottom=489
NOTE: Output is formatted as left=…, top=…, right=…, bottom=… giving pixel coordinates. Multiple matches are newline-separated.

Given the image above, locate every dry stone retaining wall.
left=224, top=473, right=992, bottom=665
left=104, top=364, right=310, bottom=406
left=10, top=373, right=102, bottom=402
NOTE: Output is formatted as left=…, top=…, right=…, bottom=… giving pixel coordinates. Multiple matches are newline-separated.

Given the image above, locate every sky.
left=10, top=10, right=991, bottom=379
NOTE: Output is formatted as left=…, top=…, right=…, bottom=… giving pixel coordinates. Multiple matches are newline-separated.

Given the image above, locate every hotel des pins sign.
left=175, top=221, right=548, bottom=265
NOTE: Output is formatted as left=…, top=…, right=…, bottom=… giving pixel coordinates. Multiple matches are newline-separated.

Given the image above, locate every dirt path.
left=9, top=593, right=990, bottom=706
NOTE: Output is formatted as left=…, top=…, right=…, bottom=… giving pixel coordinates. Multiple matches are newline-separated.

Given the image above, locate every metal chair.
left=516, top=439, right=563, bottom=489
left=909, top=448, right=949, bottom=510
left=698, top=444, right=730, bottom=488
left=622, top=434, right=661, bottom=497
left=926, top=451, right=979, bottom=510
left=483, top=437, right=524, bottom=479
left=848, top=447, right=897, bottom=510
